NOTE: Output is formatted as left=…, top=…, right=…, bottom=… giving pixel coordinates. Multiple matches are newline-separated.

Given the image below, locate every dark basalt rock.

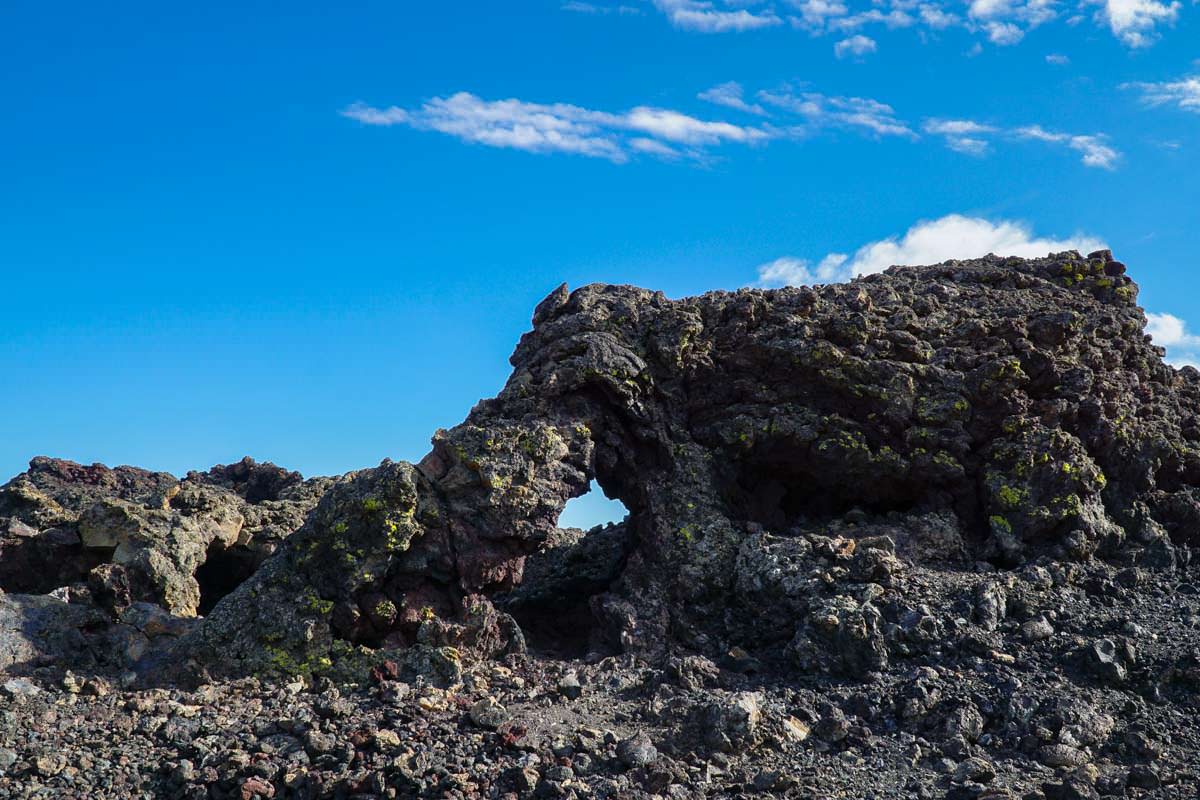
left=181, top=250, right=1200, bottom=679
left=4, top=250, right=1200, bottom=800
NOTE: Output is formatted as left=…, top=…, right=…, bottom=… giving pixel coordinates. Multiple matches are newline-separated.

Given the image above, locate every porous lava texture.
left=191, top=250, right=1197, bottom=676
left=2, top=251, right=1200, bottom=800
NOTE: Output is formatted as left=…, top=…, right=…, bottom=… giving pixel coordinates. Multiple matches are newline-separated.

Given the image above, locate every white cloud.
left=919, top=4, right=960, bottom=28
left=1016, top=124, right=1120, bottom=169
left=984, top=20, right=1025, bottom=43
left=652, top=0, right=782, bottom=31
left=341, top=105, right=410, bottom=126
left=922, top=119, right=1120, bottom=168
left=1094, top=0, right=1180, bottom=47
left=828, top=7, right=916, bottom=30
left=758, top=88, right=917, bottom=138
left=924, top=118, right=997, bottom=155
left=923, top=119, right=996, bottom=136
left=757, top=254, right=849, bottom=285
left=1123, top=75, right=1200, bottom=113
left=1146, top=312, right=1200, bottom=368
left=619, top=0, right=1187, bottom=47
left=698, top=81, right=768, bottom=115
left=1146, top=313, right=1200, bottom=348
left=629, top=137, right=683, bottom=158
left=625, top=106, right=770, bottom=144
left=834, top=34, right=878, bottom=58
left=561, top=1, right=643, bottom=13
left=791, top=0, right=849, bottom=28
left=947, top=136, right=991, bottom=155
left=341, top=93, right=768, bottom=163
left=1046, top=53, right=1070, bottom=64
left=342, top=95, right=626, bottom=161
left=756, top=214, right=1106, bottom=286
left=347, top=87, right=1121, bottom=172
left=968, top=0, right=1058, bottom=27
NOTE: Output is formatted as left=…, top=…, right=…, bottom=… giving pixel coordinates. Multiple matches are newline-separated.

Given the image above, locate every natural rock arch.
left=185, top=251, right=1200, bottom=681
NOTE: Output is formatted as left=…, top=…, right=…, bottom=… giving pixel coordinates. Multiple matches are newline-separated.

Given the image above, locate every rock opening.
left=500, top=519, right=634, bottom=659
left=195, top=542, right=258, bottom=616
left=557, top=479, right=630, bottom=530
left=722, top=448, right=927, bottom=531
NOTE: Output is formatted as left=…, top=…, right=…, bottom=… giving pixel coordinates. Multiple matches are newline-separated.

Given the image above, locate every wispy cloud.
left=923, top=118, right=997, bottom=155
left=697, top=81, right=768, bottom=115
left=347, top=84, right=1122, bottom=171
left=826, top=6, right=917, bottom=31
left=625, top=106, right=770, bottom=144
left=791, top=0, right=850, bottom=28
left=757, top=254, right=850, bottom=285
left=1123, top=74, right=1200, bottom=113
left=561, top=1, right=643, bottom=14
left=922, top=117, right=1121, bottom=169
left=1045, top=53, right=1070, bottom=65
left=756, top=214, right=1106, bottom=286
left=341, top=93, right=768, bottom=163
left=341, top=105, right=410, bottom=126
left=967, top=0, right=1057, bottom=45
left=756, top=87, right=917, bottom=138
left=1015, top=125, right=1121, bottom=169
left=652, top=0, right=782, bottom=32
left=583, top=0, right=1187, bottom=48
left=834, top=34, right=878, bottom=59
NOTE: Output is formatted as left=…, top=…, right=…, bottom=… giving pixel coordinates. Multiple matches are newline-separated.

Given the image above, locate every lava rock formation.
left=192, top=249, right=1197, bottom=681
left=2, top=250, right=1199, bottom=799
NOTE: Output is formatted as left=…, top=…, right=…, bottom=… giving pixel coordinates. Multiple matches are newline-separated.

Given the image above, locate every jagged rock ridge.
left=3, top=250, right=1200, bottom=799
left=185, top=249, right=1200, bottom=679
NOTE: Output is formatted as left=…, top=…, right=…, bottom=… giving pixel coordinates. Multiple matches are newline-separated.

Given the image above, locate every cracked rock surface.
left=2, top=251, right=1200, bottom=799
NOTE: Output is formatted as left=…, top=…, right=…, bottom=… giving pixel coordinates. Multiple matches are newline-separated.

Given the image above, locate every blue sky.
left=2, top=1, right=1197, bottom=527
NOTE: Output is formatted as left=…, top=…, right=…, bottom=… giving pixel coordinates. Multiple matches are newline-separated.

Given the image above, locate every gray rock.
left=617, top=733, right=658, bottom=768
left=1039, top=744, right=1090, bottom=768
left=0, top=594, right=108, bottom=672
left=953, top=756, right=997, bottom=784
left=1, top=677, right=41, bottom=700
left=1021, top=616, right=1054, bottom=642
left=703, top=692, right=762, bottom=753
left=1084, top=638, right=1130, bottom=684
left=468, top=697, right=508, bottom=729
left=558, top=672, right=583, bottom=700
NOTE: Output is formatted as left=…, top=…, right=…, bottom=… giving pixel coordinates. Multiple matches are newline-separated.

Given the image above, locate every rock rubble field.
left=2, top=251, right=1199, bottom=799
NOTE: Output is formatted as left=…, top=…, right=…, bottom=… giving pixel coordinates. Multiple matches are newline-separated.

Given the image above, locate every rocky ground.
left=2, top=251, right=1199, bottom=798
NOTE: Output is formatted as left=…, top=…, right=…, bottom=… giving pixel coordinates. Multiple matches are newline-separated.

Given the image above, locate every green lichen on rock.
left=176, top=249, right=1190, bottom=681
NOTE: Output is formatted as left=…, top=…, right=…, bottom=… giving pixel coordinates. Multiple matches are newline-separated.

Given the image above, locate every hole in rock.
left=725, top=452, right=925, bottom=531
left=502, top=480, right=634, bottom=659
left=511, top=596, right=604, bottom=661
left=557, top=480, right=629, bottom=530
left=196, top=542, right=259, bottom=616
left=0, top=530, right=102, bottom=595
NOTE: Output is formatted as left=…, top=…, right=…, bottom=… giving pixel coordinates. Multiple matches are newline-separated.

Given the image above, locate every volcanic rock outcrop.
left=176, top=250, right=1200, bottom=682
left=4, top=250, right=1200, bottom=799
left=0, top=457, right=330, bottom=671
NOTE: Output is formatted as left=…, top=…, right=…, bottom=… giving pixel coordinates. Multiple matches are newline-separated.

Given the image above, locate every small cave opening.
left=0, top=529, right=103, bottom=595
left=723, top=451, right=923, bottom=532
left=195, top=542, right=260, bottom=616
left=501, top=479, right=635, bottom=660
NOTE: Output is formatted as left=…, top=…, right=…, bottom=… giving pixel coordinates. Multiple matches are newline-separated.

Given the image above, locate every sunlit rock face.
left=185, top=249, right=1200, bottom=679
